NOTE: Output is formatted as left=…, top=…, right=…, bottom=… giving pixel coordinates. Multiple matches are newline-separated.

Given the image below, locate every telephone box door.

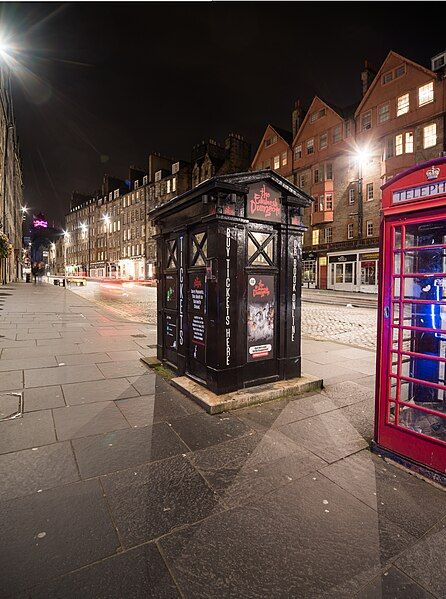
left=377, top=210, right=446, bottom=472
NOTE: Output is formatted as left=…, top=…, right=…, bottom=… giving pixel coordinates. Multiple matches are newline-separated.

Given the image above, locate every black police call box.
left=150, top=170, right=312, bottom=396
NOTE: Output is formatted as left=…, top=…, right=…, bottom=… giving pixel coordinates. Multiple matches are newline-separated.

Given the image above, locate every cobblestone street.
left=70, top=282, right=378, bottom=350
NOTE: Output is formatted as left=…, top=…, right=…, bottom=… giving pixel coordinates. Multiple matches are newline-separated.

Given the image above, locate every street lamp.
left=103, top=214, right=110, bottom=278
left=80, top=222, right=90, bottom=277
left=354, top=147, right=371, bottom=240
left=62, top=230, right=70, bottom=288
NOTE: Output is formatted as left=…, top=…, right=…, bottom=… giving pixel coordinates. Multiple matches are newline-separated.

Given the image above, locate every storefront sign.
left=247, top=183, right=282, bottom=223
left=392, top=179, right=446, bottom=205
left=328, top=253, right=357, bottom=263
left=291, top=238, right=298, bottom=343
left=247, top=274, right=275, bottom=361
left=361, top=252, right=379, bottom=261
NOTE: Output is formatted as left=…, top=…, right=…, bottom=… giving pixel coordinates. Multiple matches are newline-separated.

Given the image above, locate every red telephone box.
left=374, top=157, right=446, bottom=482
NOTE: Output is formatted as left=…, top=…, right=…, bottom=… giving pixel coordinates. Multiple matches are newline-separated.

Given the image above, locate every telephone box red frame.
left=375, top=156, right=446, bottom=480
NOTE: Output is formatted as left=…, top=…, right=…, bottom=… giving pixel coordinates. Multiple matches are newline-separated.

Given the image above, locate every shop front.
left=302, top=252, right=317, bottom=288
left=327, top=249, right=379, bottom=293
left=118, top=257, right=145, bottom=280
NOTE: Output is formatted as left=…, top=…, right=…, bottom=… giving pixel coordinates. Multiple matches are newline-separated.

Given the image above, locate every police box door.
left=245, top=225, right=278, bottom=384
left=186, top=229, right=208, bottom=382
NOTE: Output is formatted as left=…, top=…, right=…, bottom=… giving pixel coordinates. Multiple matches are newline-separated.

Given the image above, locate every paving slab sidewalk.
left=0, top=282, right=445, bottom=599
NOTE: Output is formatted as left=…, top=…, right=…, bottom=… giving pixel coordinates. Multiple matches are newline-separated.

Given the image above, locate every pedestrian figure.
left=31, top=262, right=38, bottom=285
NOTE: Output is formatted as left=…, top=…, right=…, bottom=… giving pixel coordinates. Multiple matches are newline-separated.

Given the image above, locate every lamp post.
left=62, top=231, right=70, bottom=288
left=103, top=214, right=110, bottom=278
left=355, top=149, right=371, bottom=240
left=81, top=222, right=89, bottom=277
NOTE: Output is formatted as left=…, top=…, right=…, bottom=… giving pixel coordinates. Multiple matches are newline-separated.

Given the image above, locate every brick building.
left=251, top=50, right=446, bottom=293
left=251, top=124, right=293, bottom=178
left=191, top=132, right=251, bottom=187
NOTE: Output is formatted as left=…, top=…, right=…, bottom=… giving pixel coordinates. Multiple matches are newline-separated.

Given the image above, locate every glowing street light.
left=20, top=205, right=28, bottom=213
left=355, top=147, right=371, bottom=168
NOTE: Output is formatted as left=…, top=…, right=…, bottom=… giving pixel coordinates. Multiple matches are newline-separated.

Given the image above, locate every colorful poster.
left=247, top=274, right=275, bottom=361
left=165, top=275, right=177, bottom=308
left=246, top=183, right=282, bottom=223
left=189, top=272, right=206, bottom=362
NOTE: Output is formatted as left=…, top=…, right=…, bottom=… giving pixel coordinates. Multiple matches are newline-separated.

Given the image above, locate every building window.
left=382, top=70, right=393, bottom=85
left=172, top=177, right=177, bottom=192
left=313, top=168, right=319, bottom=184
left=397, top=93, right=409, bottom=116
left=312, top=229, right=320, bottom=245
left=366, top=221, right=374, bottom=237
left=264, top=135, right=277, bottom=148
left=361, top=111, right=372, bottom=131
left=274, top=155, right=280, bottom=169
left=386, top=137, right=394, bottom=159
left=319, top=133, right=328, bottom=149
left=325, top=194, right=333, bottom=210
left=324, top=227, right=332, bottom=243
left=347, top=223, right=354, bottom=239
left=295, top=144, right=302, bottom=160
left=282, top=151, right=287, bottom=166
left=348, top=188, right=355, bottom=204
left=405, top=131, right=414, bottom=153
left=310, top=108, right=326, bottom=123
left=395, top=64, right=406, bottom=78
left=307, top=139, right=314, bottom=155
left=419, top=81, right=434, bottom=107
left=333, top=125, right=342, bottom=143
left=395, top=133, right=403, bottom=156
left=325, top=163, right=333, bottom=180
left=345, top=121, right=351, bottom=138
left=313, top=197, right=319, bottom=213
left=366, top=183, right=374, bottom=200
left=300, top=175, right=306, bottom=187
left=423, top=123, right=437, bottom=148
left=378, top=103, right=390, bottom=123
left=113, top=189, right=119, bottom=199
left=319, top=195, right=325, bottom=211
left=167, top=179, right=171, bottom=194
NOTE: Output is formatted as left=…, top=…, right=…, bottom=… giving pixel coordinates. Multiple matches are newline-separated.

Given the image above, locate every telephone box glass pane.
left=398, top=405, right=446, bottom=442
left=404, top=221, right=446, bottom=248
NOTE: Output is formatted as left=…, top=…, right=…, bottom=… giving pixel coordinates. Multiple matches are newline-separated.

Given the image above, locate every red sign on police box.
left=246, top=182, right=282, bottom=223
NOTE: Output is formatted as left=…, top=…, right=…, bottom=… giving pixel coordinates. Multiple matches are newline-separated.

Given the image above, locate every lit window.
left=324, top=227, right=332, bottom=243
left=382, top=71, right=393, bottom=84
left=378, top=103, right=390, bottom=123
left=347, top=223, right=354, bottom=239
left=395, top=64, right=406, bottom=78
left=395, top=134, right=403, bottom=156
left=423, top=123, right=437, bottom=148
left=295, top=145, right=302, bottom=159
left=319, top=195, right=325, bottom=211
left=320, top=133, right=328, bottom=149
left=366, top=183, right=374, bottom=200
left=361, top=111, right=372, bottom=131
left=325, top=194, right=333, bottom=210
left=397, top=93, right=409, bottom=116
left=167, top=179, right=171, bottom=194
left=307, top=139, right=314, bottom=155
left=405, top=132, right=414, bottom=153
left=345, top=121, right=351, bottom=138
left=274, top=155, right=280, bottom=169
left=348, top=188, right=355, bottom=204
left=312, top=229, right=320, bottom=245
left=326, top=163, right=333, bottom=180
left=419, top=82, right=434, bottom=107
left=366, top=221, right=374, bottom=237
left=282, top=151, right=287, bottom=166
left=172, top=177, right=177, bottom=192
left=333, top=125, right=342, bottom=143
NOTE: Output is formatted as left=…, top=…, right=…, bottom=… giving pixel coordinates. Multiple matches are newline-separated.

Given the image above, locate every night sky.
left=1, top=2, right=442, bottom=224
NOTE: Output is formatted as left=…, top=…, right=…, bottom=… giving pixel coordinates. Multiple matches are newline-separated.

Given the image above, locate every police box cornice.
left=149, top=169, right=313, bottom=222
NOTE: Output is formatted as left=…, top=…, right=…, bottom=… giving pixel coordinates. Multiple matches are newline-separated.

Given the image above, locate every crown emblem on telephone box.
left=426, top=166, right=440, bottom=180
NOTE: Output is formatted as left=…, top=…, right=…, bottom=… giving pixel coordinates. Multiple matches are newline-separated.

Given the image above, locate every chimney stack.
left=361, top=60, right=376, bottom=96
left=292, top=99, right=303, bottom=138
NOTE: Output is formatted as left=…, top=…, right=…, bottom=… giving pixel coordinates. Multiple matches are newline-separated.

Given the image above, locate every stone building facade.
left=0, top=64, right=24, bottom=283
left=65, top=132, right=249, bottom=279
left=251, top=51, right=446, bottom=293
